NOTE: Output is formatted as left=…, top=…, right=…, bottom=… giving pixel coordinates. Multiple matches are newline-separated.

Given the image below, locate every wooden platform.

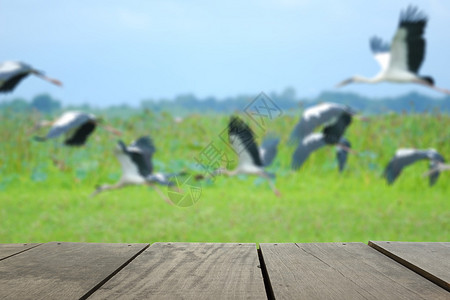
left=0, top=241, right=448, bottom=299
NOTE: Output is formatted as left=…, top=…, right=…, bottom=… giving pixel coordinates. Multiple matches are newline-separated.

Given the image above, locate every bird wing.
left=0, top=61, right=34, bottom=92
left=322, top=112, right=352, bottom=144
left=288, top=102, right=349, bottom=144
left=291, top=133, right=326, bottom=170
left=389, top=6, right=427, bottom=74
left=64, top=122, right=96, bottom=146
left=0, top=73, right=31, bottom=92
left=228, top=116, right=263, bottom=167
left=336, top=137, right=351, bottom=172
left=259, top=135, right=280, bottom=167
left=428, top=150, right=445, bottom=186
left=383, top=148, right=425, bottom=184
left=127, top=136, right=156, bottom=176
left=370, top=36, right=391, bottom=72
left=115, top=141, right=143, bottom=179
left=45, top=111, right=95, bottom=139
left=383, top=158, right=403, bottom=184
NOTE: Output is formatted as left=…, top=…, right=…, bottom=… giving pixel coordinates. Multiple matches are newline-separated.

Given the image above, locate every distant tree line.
left=0, top=93, right=61, bottom=114
left=1, top=87, right=449, bottom=116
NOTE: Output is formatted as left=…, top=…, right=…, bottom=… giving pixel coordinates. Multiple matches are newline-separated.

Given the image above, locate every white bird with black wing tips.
left=92, top=136, right=183, bottom=204
left=384, top=148, right=446, bottom=186
left=33, top=111, right=121, bottom=146
left=209, top=116, right=281, bottom=196
left=291, top=112, right=354, bottom=171
left=337, top=6, right=450, bottom=94
left=0, top=61, right=62, bottom=93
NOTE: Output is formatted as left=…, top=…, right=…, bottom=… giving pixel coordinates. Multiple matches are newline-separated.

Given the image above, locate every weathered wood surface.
left=260, top=242, right=449, bottom=300
left=0, top=243, right=41, bottom=261
left=369, top=241, right=450, bottom=292
left=0, top=242, right=448, bottom=299
left=89, top=242, right=266, bottom=299
left=0, top=242, right=148, bottom=300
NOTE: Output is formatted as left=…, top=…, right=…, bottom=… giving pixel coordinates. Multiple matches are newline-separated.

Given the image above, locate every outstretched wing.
left=64, top=122, right=96, bottom=146
left=322, top=112, right=352, bottom=144
left=0, top=73, right=30, bottom=92
left=288, top=102, right=350, bottom=144
left=291, top=133, right=326, bottom=170
left=383, top=149, right=424, bottom=184
left=259, top=135, right=280, bottom=167
left=370, top=36, right=391, bottom=72
left=383, top=158, right=403, bottom=184
left=45, top=111, right=96, bottom=139
left=127, top=136, right=156, bottom=176
left=0, top=61, right=33, bottom=93
left=228, top=116, right=263, bottom=167
left=115, top=140, right=143, bottom=179
left=389, top=5, right=427, bottom=73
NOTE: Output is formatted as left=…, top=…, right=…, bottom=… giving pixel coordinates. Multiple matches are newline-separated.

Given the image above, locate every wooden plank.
left=89, top=242, right=267, bottom=299
left=0, top=242, right=148, bottom=300
left=260, top=243, right=449, bottom=300
left=0, top=243, right=41, bottom=261
left=369, top=241, right=450, bottom=291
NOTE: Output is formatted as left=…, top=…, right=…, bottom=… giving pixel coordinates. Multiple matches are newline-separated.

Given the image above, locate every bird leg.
left=195, top=167, right=234, bottom=181
left=146, top=183, right=175, bottom=206
left=355, top=115, right=371, bottom=122
left=50, top=155, right=67, bottom=171
left=28, top=119, right=53, bottom=136
left=90, top=182, right=125, bottom=197
left=422, top=163, right=450, bottom=177
left=260, top=172, right=281, bottom=198
left=430, top=85, right=450, bottom=95
left=414, top=79, right=450, bottom=95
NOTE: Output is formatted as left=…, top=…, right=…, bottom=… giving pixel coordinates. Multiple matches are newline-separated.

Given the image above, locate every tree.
left=30, top=94, right=61, bottom=113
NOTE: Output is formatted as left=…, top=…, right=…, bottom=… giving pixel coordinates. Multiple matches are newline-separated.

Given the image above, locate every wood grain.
left=260, top=242, right=449, bottom=300
left=0, top=242, right=148, bottom=300
left=369, top=241, right=450, bottom=291
left=89, top=242, right=266, bottom=299
left=0, top=243, right=41, bottom=261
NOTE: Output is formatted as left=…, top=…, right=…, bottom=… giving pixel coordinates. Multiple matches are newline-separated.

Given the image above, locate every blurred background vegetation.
left=0, top=90, right=448, bottom=243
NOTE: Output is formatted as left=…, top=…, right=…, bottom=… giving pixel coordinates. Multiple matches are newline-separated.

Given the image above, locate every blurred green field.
left=0, top=111, right=449, bottom=243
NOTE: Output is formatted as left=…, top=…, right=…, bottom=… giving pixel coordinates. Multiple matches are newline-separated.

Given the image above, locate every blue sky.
left=1, top=0, right=450, bottom=106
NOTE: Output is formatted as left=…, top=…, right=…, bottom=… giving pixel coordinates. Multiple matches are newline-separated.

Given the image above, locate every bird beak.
left=336, top=78, right=353, bottom=88
left=33, top=71, right=63, bottom=87
left=48, top=78, right=63, bottom=86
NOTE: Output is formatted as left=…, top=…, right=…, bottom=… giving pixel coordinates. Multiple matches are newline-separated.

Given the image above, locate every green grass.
left=0, top=111, right=449, bottom=243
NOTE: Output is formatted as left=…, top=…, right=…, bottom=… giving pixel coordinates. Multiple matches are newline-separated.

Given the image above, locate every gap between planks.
left=257, top=246, right=275, bottom=300
left=368, top=241, right=450, bottom=292
left=80, top=243, right=150, bottom=300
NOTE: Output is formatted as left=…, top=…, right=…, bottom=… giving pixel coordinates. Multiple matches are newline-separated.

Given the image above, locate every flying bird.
left=289, top=102, right=361, bottom=145
left=384, top=148, right=446, bottom=186
left=207, top=116, right=281, bottom=196
left=0, top=61, right=62, bottom=93
left=337, top=6, right=450, bottom=94
left=292, top=112, right=353, bottom=170
left=33, top=111, right=121, bottom=146
left=91, top=136, right=184, bottom=204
